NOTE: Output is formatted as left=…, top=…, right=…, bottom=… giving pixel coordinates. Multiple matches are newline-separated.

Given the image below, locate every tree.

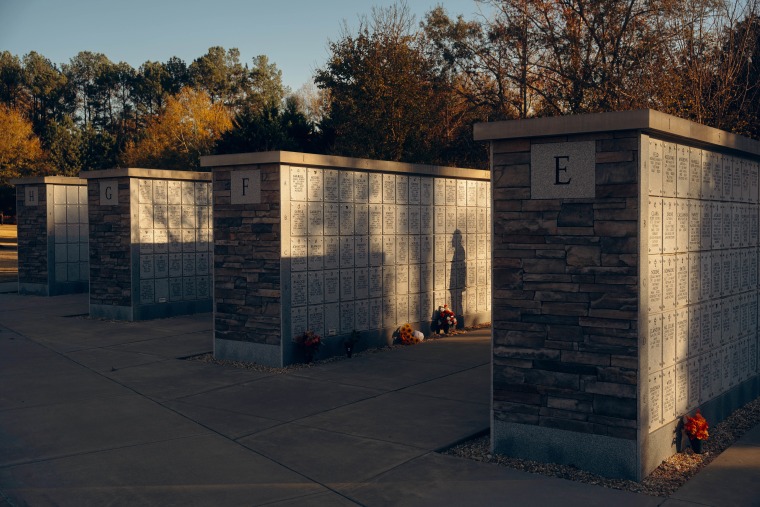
left=0, top=51, right=25, bottom=109
left=0, top=105, right=47, bottom=185
left=123, top=87, right=232, bottom=170
left=315, top=3, right=485, bottom=166
left=189, top=47, right=247, bottom=109
left=215, top=96, right=317, bottom=154
left=23, top=52, right=72, bottom=133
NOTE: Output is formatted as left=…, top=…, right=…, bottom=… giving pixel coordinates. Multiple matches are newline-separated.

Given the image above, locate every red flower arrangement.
left=296, top=330, right=322, bottom=362
left=684, top=411, right=709, bottom=441
left=436, top=305, right=457, bottom=332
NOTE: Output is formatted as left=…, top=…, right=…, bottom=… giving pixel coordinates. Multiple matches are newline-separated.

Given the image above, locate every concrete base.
left=90, top=300, right=212, bottom=321
left=19, top=281, right=88, bottom=296
left=216, top=314, right=492, bottom=368
left=492, top=420, right=637, bottom=480
left=214, top=338, right=281, bottom=367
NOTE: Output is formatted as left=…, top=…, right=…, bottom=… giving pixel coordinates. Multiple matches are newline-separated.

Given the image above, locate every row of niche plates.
left=646, top=139, right=760, bottom=202
left=647, top=338, right=758, bottom=433
left=137, top=180, right=211, bottom=206
left=647, top=251, right=758, bottom=312
left=289, top=203, right=490, bottom=238
left=137, top=204, right=211, bottom=230
left=288, top=168, right=491, bottom=208
left=648, top=199, right=758, bottom=254
left=647, top=299, right=757, bottom=373
left=290, top=291, right=491, bottom=339
left=289, top=265, right=491, bottom=307
left=289, top=235, right=491, bottom=271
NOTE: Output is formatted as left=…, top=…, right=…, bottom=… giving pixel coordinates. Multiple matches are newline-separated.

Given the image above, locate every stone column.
left=81, top=168, right=212, bottom=321
left=475, top=109, right=760, bottom=480
left=12, top=176, right=88, bottom=296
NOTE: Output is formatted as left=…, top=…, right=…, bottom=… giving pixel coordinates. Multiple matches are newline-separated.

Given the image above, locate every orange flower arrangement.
left=684, top=411, right=709, bottom=441
left=397, top=323, right=415, bottom=345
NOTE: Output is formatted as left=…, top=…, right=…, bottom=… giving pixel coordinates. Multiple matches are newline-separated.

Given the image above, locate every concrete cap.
left=474, top=109, right=760, bottom=157
left=78, top=168, right=211, bottom=181
left=200, top=150, right=490, bottom=179
left=10, top=176, right=87, bottom=186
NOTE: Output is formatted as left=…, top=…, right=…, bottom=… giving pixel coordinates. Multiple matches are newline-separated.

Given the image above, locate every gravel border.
left=443, top=396, right=760, bottom=498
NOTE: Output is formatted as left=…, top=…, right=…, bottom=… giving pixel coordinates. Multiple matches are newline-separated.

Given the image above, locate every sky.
left=0, top=0, right=482, bottom=92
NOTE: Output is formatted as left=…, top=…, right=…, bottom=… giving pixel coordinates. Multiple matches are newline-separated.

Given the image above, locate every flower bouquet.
left=396, top=323, right=416, bottom=345
left=295, top=330, right=322, bottom=363
left=435, top=305, right=457, bottom=334
left=683, top=411, right=709, bottom=453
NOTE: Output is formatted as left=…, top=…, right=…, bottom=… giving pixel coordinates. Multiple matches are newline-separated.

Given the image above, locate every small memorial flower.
left=684, top=411, right=709, bottom=441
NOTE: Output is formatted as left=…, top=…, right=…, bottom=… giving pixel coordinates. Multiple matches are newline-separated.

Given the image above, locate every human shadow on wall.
left=449, top=228, right=465, bottom=329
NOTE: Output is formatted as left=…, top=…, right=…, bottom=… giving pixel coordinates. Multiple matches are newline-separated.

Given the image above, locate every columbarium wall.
left=12, top=176, right=89, bottom=296
left=474, top=109, right=760, bottom=481
left=202, top=152, right=492, bottom=367
left=81, top=168, right=212, bottom=321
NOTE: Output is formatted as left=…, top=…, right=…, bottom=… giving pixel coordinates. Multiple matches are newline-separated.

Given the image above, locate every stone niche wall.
left=13, top=176, right=88, bottom=296
left=202, top=151, right=492, bottom=367
left=81, top=168, right=212, bottom=321
left=474, top=109, right=760, bottom=481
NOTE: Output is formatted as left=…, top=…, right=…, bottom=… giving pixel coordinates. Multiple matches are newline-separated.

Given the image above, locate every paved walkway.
left=0, top=293, right=757, bottom=506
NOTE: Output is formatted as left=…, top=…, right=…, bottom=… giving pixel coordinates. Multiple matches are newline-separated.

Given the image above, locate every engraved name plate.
left=355, top=235, right=369, bottom=267
left=291, top=237, right=307, bottom=271
left=677, top=145, right=690, bottom=199
left=676, top=307, right=689, bottom=362
left=340, top=236, right=355, bottom=268
left=355, top=203, right=369, bottom=236
left=340, top=171, right=354, bottom=202
left=383, top=174, right=396, bottom=203
left=308, top=304, right=325, bottom=337
left=369, top=266, right=383, bottom=298
left=355, top=267, right=369, bottom=299
left=291, top=202, right=308, bottom=236
left=648, top=371, right=663, bottom=431
left=676, top=360, right=689, bottom=414
left=663, top=366, right=676, bottom=423
left=648, top=313, right=663, bottom=373
left=324, top=236, right=339, bottom=270
left=308, top=237, right=324, bottom=271
left=369, top=236, right=383, bottom=266
left=396, top=175, right=409, bottom=205
left=649, top=138, right=663, bottom=196
left=308, top=271, right=324, bottom=304
left=662, top=256, right=676, bottom=310
left=369, top=173, right=383, bottom=203
left=340, top=203, right=354, bottom=236
left=308, top=168, right=323, bottom=201
left=420, top=177, right=433, bottom=206
left=290, top=166, right=307, bottom=201
left=308, top=202, right=324, bottom=236
left=663, top=142, right=677, bottom=197
left=355, top=299, right=369, bottom=331
left=291, top=272, right=308, bottom=307
left=324, top=269, right=339, bottom=303
left=355, top=172, right=369, bottom=203
left=324, top=169, right=340, bottom=202
left=649, top=256, right=663, bottom=312
left=340, top=301, right=355, bottom=333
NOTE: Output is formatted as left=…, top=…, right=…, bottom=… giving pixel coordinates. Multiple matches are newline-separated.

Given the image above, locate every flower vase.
left=689, top=437, right=704, bottom=454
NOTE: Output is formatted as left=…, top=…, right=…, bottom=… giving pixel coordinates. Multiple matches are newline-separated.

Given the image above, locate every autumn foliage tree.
left=0, top=105, right=47, bottom=185
left=123, top=87, right=232, bottom=170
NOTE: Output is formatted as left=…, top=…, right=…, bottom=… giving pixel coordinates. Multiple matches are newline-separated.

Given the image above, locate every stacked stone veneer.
left=13, top=177, right=88, bottom=296
left=203, top=152, right=492, bottom=367
left=474, top=110, right=760, bottom=481
left=81, top=168, right=212, bottom=321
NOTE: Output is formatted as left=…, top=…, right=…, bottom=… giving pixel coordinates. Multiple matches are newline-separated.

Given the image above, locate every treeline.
left=1, top=0, right=758, bottom=190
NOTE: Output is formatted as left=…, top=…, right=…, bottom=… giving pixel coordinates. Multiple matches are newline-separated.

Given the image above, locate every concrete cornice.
left=200, top=151, right=490, bottom=179
left=78, top=168, right=211, bottom=181
left=473, top=109, right=760, bottom=158
left=10, top=176, right=87, bottom=185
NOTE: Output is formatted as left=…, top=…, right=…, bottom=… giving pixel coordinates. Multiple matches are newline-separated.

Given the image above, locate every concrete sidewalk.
left=0, top=293, right=756, bottom=506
